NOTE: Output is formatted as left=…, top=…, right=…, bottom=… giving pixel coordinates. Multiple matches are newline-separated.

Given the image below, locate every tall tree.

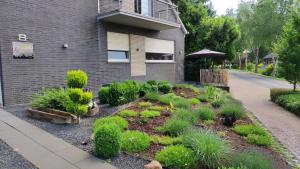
left=273, top=9, right=300, bottom=90
left=236, top=0, right=294, bottom=72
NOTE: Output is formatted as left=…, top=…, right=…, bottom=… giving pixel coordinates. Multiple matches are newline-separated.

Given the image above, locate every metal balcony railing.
left=97, top=0, right=180, bottom=24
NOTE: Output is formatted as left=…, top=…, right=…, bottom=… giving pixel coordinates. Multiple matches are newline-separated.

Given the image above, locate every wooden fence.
left=199, top=69, right=228, bottom=86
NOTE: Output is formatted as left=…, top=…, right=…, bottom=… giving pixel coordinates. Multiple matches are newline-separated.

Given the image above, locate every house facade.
left=0, top=0, right=187, bottom=106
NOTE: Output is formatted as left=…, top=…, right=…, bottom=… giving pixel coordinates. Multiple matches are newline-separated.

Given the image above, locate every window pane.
left=108, top=50, right=128, bottom=60
left=146, top=53, right=173, bottom=60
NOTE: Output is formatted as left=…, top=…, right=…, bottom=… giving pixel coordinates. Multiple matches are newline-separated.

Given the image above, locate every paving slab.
left=229, top=71, right=300, bottom=166
left=0, top=109, right=117, bottom=169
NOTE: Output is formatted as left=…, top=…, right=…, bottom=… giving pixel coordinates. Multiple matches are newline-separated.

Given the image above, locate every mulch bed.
left=113, top=87, right=293, bottom=169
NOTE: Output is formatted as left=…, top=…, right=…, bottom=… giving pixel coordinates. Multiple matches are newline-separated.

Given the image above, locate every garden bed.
left=5, top=82, right=294, bottom=169
left=99, top=86, right=291, bottom=169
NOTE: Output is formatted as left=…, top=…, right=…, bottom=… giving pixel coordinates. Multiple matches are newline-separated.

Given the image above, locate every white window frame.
left=107, top=32, right=130, bottom=63
left=145, top=38, right=175, bottom=63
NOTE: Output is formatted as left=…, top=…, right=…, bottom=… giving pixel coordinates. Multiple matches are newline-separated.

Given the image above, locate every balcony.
left=97, top=0, right=181, bottom=31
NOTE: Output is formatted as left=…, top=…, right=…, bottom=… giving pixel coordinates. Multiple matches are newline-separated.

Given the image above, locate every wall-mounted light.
left=179, top=50, right=183, bottom=55
left=62, top=44, right=69, bottom=49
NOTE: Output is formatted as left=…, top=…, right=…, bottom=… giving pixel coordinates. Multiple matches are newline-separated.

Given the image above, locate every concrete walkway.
left=0, top=109, right=116, bottom=169
left=229, top=71, right=300, bottom=165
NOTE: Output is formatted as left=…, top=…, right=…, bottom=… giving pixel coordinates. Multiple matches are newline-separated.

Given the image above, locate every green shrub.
left=121, top=131, right=151, bottom=153
left=80, top=91, right=93, bottom=105
left=262, top=64, right=273, bottom=76
left=158, top=95, right=173, bottom=105
left=123, top=80, right=140, bottom=102
left=155, top=145, right=196, bottom=169
left=275, top=93, right=300, bottom=115
left=148, top=106, right=164, bottom=111
left=140, top=110, right=160, bottom=122
left=67, top=88, right=83, bottom=103
left=31, top=88, right=70, bottom=111
left=66, top=70, right=88, bottom=88
left=270, top=88, right=299, bottom=101
left=94, top=123, right=121, bottom=158
left=172, top=98, right=191, bottom=109
left=66, top=102, right=88, bottom=116
left=139, top=83, right=158, bottom=96
left=150, top=135, right=182, bottom=145
left=108, top=81, right=140, bottom=106
left=188, top=98, right=200, bottom=105
left=182, top=129, right=230, bottom=168
left=173, top=109, right=197, bottom=124
left=246, top=63, right=255, bottom=72
left=160, top=118, right=192, bottom=136
left=245, top=134, right=272, bottom=146
left=98, top=87, right=109, bottom=104
left=138, top=101, right=152, bottom=107
left=212, top=93, right=226, bottom=108
left=197, top=94, right=209, bottom=102
left=147, top=80, right=157, bottom=86
left=233, top=124, right=267, bottom=136
left=118, top=110, right=137, bottom=117
left=220, top=103, right=245, bottom=125
left=158, top=81, right=173, bottom=94
left=218, top=166, right=248, bottom=169
left=204, top=86, right=217, bottom=99
left=231, top=151, right=274, bottom=169
left=145, top=92, right=160, bottom=101
left=194, top=106, right=215, bottom=120
left=93, top=116, right=128, bottom=131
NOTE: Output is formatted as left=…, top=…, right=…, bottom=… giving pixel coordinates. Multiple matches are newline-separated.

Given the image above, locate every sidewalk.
left=229, top=72, right=300, bottom=165
left=0, top=109, right=116, bottom=169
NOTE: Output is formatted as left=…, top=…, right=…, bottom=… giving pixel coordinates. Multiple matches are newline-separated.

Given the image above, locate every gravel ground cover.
left=0, top=139, right=38, bottom=169
left=4, top=104, right=149, bottom=169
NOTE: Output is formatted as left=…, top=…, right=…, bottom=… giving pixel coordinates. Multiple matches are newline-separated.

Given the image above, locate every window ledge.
left=108, top=59, right=130, bottom=63
left=145, top=60, right=176, bottom=64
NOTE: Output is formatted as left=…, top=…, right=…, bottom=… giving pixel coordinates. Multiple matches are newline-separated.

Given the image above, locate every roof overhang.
left=97, top=11, right=181, bottom=31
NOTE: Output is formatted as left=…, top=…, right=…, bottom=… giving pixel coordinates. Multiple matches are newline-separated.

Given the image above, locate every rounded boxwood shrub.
left=66, top=70, right=88, bottom=88
left=158, top=81, right=172, bottom=94
left=231, top=151, right=274, bottom=169
left=93, top=116, right=128, bottom=131
left=147, top=80, right=157, bottom=86
left=94, top=123, right=121, bottom=158
left=66, top=102, right=88, bottom=116
left=119, top=109, right=137, bottom=117
left=98, top=87, right=109, bottom=104
left=140, top=83, right=158, bottom=96
left=121, top=131, right=151, bottom=153
left=182, top=129, right=230, bottom=168
left=80, top=91, right=93, bottom=105
left=194, top=106, right=215, bottom=120
left=155, top=145, right=196, bottom=169
left=67, top=88, right=84, bottom=102
left=160, top=118, right=192, bottom=136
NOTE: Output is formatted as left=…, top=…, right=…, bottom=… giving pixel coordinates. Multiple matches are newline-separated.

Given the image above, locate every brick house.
left=0, top=0, right=187, bottom=106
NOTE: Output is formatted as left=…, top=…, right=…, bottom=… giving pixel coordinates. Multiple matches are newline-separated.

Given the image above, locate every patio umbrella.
left=186, top=49, right=225, bottom=58
left=186, top=49, right=226, bottom=68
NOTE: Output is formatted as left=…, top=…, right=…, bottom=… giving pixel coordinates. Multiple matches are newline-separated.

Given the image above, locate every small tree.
left=273, top=10, right=300, bottom=91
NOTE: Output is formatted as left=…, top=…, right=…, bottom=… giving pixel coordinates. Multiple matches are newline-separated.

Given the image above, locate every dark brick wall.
left=0, top=0, right=185, bottom=105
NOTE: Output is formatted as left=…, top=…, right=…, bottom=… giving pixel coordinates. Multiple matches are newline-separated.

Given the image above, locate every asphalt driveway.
left=229, top=71, right=300, bottom=166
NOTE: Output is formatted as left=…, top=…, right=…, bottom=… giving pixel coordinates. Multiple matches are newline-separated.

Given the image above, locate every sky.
left=210, top=0, right=240, bottom=16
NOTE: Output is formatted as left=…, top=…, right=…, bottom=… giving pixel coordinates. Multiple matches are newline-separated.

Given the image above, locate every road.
left=229, top=71, right=300, bottom=166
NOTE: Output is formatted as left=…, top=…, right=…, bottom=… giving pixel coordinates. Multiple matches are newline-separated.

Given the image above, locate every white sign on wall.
left=12, top=42, right=34, bottom=59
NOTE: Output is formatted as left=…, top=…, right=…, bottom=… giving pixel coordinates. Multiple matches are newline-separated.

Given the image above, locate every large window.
left=145, top=38, right=174, bottom=62
left=107, top=32, right=130, bottom=62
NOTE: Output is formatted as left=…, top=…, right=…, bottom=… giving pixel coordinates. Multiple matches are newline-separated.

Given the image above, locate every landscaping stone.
left=144, top=160, right=162, bottom=169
